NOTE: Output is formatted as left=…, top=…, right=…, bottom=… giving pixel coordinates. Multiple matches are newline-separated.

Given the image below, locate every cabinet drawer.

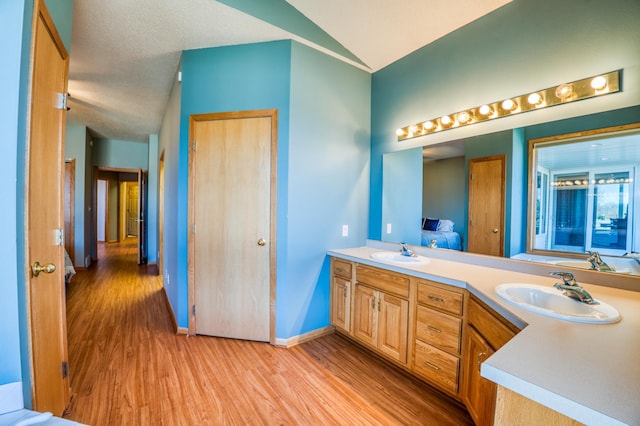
left=356, top=264, right=409, bottom=298
left=414, top=340, right=459, bottom=393
left=415, top=305, right=462, bottom=355
left=332, top=258, right=353, bottom=280
left=417, top=281, right=463, bottom=315
left=468, top=297, right=518, bottom=351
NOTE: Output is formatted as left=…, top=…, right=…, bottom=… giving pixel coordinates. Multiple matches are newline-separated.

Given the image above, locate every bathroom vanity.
left=328, top=242, right=640, bottom=425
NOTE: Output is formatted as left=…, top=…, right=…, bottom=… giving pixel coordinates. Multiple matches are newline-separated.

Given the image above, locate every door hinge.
left=55, top=93, right=68, bottom=110
left=192, top=224, right=196, bottom=234
left=192, top=141, right=197, bottom=151
left=55, top=229, right=64, bottom=246
left=192, top=305, right=196, bottom=316
left=61, top=361, right=69, bottom=379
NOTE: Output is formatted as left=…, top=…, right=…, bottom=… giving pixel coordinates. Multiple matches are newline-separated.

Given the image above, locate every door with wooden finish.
left=27, top=0, right=70, bottom=414
left=377, top=293, right=409, bottom=363
left=190, top=110, right=276, bottom=342
left=467, top=155, right=505, bottom=256
left=127, top=183, right=139, bottom=237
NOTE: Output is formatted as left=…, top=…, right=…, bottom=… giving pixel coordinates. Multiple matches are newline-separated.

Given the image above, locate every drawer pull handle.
left=427, top=325, right=442, bottom=333
left=336, top=268, right=346, bottom=274
left=424, top=361, right=441, bottom=371
left=428, top=295, right=445, bottom=303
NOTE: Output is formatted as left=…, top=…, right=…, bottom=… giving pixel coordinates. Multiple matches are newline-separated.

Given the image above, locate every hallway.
left=64, top=240, right=472, bottom=425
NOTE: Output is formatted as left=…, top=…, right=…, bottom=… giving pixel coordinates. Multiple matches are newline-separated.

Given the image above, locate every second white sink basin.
left=370, top=251, right=429, bottom=265
left=495, top=283, right=620, bottom=324
left=547, top=260, right=630, bottom=274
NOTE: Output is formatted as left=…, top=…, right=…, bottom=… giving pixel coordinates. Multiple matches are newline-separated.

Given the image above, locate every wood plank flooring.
left=64, top=240, right=473, bottom=425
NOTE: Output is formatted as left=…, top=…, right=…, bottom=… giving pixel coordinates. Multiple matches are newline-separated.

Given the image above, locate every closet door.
left=190, top=110, right=277, bottom=342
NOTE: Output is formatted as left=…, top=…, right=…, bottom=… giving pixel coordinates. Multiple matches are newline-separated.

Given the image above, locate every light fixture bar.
left=396, top=70, right=621, bottom=141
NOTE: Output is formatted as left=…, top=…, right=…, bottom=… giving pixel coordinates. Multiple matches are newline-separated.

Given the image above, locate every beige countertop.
left=328, top=242, right=640, bottom=426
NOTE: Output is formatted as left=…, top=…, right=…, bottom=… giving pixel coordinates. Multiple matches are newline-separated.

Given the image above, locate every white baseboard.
left=274, top=326, right=335, bottom=348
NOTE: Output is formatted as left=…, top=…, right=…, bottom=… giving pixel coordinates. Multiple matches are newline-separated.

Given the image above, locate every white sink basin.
left=495, top=283, right=620, bottom=324
left=547, top=260, right=630, bottom=274
left=370, top=251, right=429, bottom=265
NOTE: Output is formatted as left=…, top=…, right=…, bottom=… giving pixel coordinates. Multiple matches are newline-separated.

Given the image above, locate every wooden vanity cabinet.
left=330, top=258, right=353, bottom=333
left=353, top=264, right=410, bottom=365
left=412, top=280, right=465, bottom=396
left=461, top=295, right=519, bottom=426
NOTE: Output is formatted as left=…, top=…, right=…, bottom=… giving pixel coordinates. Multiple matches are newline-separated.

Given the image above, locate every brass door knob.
left=31, top=261, right=56, bottom=277
left=492, top=228, right=499, bottom=233
left=257, top=238, right=266, bottom=246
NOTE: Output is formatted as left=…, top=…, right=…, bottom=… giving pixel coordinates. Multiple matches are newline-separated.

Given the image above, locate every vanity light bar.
left=396, top=70, right=621, bottom=141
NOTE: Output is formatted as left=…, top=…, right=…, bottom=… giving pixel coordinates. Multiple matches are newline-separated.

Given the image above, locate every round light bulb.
left=409, top=125, right=418, bottom=134
left=527, top=93, right=542, bottom=105
left=478, top=105, right=492, bottom=115
left=555, top=83, right=573, bottom=99
left=501, top=99, right=516, bottom=111
left=395, top=128, right=405, bottom=137
left=591, top=76, right=607, bottom=90
left=423, top=120, right=435, bottom=130
left=458, top=111, right=470, bottom=124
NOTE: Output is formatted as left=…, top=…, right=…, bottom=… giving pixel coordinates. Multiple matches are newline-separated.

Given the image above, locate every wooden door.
left=468, top=155, right=505, bottom=256
left=377, top=293, right=409, bottom=363
left=26, top=0, right=70, bottom=414
left=462, top=327, right=496, bottom=426
left=127, top=183, right=139, bottom=237
left=190, top=110, right=277, bottom=341
left=331, top=277, right=350, bottom=332
left=64, top=159, right=75, bottom=264
left=353, top=285, right=377, bottom=347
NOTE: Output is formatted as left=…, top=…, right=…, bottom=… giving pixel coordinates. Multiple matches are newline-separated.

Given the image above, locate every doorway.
left=64, top=158, right=76, bottom=264
left=94, top=167, right=147, bottom=264
left=188, top=109, right=277, bottom=342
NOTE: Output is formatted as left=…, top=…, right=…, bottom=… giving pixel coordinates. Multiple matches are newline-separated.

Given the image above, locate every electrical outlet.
left=342, top=225, right=349, bottom=237
left=386, top=223, right=392, bottom=234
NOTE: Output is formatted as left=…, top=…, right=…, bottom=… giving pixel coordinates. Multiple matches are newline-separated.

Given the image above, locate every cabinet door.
left=331, top=277, right=351, bottom=332
left=462, top=326, right=496, bottom=426
left=378, top=293, right=409, bottom=363
left=353, top=285, right=377, bottom=347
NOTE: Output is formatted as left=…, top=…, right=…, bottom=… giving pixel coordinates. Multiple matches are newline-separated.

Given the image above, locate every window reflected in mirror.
left=529, top=125, right=639, bottom=258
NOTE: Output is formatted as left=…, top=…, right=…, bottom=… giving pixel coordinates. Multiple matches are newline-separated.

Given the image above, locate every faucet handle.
left=550, top=271, right=577, bottom=285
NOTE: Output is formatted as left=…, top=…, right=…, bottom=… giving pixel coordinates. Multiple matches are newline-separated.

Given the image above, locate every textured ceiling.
left=67, top=0, right=511, bottom=142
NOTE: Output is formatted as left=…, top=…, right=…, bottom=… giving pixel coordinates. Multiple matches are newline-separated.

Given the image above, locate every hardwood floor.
left=64, top=240, right=473, bottom=425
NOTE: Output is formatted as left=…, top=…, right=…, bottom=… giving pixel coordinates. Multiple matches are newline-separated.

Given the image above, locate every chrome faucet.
left=400, top=243, right=416, bottom=257
left=587, top=251, right=613, bottom=272
left=550, top=271, right=599, bottom=305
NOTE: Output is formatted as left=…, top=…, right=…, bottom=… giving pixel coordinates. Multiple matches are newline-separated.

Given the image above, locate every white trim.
left=274, top=326, right=334, bottom=348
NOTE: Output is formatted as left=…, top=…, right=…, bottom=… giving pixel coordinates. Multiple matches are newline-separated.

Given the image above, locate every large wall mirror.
left=379, top=107, right=640, bottom=276
left=528, top=124, right=640, bottom=268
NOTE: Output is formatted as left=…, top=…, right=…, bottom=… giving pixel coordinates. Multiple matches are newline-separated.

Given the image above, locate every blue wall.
left=64, top=122, right=90, bottom=266
left=0, top=0, right=28, bottom=388
left=166, top=40, right=371, bottom=339
left=369, top=0, right=640, bottom=247
left=282, top=42, right=370, bottom=338
left=93, top=138, right=149, bottom=170
left=381, top=148, right=422, bottom=245
left=178, top=41, right=292, bottom=329
left=158, top=70, right=181, bottom=328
